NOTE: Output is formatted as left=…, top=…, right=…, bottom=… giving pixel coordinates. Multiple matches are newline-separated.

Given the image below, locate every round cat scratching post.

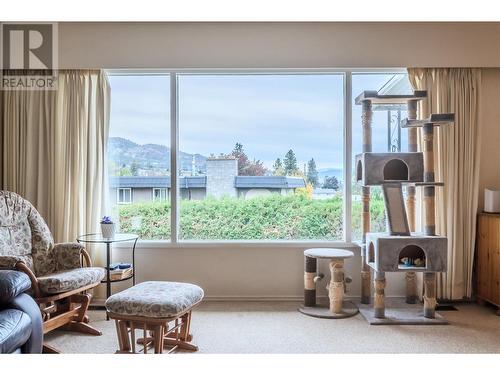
left=373, top=271, right=386, bottom=318
left=299, top=248, right=358, bottom=319
left=361, top=100, right=372, bottom=305
left=405, top=100, right=418, bottom=304
left=422, top=122, right=437, bottom=318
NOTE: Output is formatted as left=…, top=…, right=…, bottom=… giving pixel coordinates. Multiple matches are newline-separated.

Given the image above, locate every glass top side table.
left=77, top=233, right=139, bottom=319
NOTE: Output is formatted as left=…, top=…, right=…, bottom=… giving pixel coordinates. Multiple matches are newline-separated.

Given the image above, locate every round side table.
left=77, top=233, right=139, bottom=320
left=298, top=248, right=359, bottom=319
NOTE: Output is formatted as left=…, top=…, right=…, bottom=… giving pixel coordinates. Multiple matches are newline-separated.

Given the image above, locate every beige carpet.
left=45, top=301, right=500, bottom=354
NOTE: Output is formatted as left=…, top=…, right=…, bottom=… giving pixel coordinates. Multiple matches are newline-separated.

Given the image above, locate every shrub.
left=118, top=192, right=386, bottom=241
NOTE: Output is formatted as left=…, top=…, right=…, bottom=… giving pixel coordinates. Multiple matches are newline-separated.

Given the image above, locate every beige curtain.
left=408, top=68, right=482, bottom=300
left=0, top=77, right=56, bottom=216
left=1, top=70, right=110, bottom=245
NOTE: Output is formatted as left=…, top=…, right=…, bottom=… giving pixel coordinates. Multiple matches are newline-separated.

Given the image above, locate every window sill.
left=110, top=240, right=362, bottom=250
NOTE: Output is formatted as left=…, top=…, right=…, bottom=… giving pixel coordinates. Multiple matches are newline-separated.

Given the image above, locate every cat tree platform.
left=366, top=233, right=447, bottom=273
left=401, top=113, right=455, bottom=128
left=357, top=297, right=449, bottom=325
left=355, top=152, right=424, bottom=186
left=354, top=90, right=427, bottom=105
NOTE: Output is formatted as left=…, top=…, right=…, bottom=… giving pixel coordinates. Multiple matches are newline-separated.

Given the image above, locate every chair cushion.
left=105, top=281, right=204, bottom=318
left=37, top=267, right=105, bottom=294
left=0, top=270, right=31, bottom=304
left=0, top=309, right=32, bottom=354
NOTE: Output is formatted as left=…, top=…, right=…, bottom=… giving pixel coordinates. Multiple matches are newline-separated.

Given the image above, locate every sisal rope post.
left=360, top=100, right=372, bottom=304
left=422, top=122, right=437, bottom=318
left=405, top=100, right=418, bottom=304
left=373, top=272, right=386, bottom=319
left=423, top=123, right=436, bottom=236
left=304, top=256, right=317, bottom=307
left=423, top=272, right=437, bottom=318
left=328, top=259, right=344, bottom=314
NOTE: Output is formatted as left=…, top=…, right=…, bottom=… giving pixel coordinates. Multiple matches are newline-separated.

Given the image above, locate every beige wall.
left=93, top=70, right=500, bottom=302
left=60, top=22, right=500, bottom=301
left=478, top=68, right=500, bottom=211
left=97, top=243, right=409, bottom=302
left=60, top=22, right=500, bottom=69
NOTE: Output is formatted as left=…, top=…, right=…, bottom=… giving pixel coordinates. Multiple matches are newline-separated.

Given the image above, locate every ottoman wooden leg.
left=154, top=325, right=164, bottom=354
left=115, top=320, right=131, bottom=353
left=180, top=312, right=191, bottom=341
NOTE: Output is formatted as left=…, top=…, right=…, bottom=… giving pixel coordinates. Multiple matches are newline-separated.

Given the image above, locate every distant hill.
left=108, top=137, right=207, bottom=174
left=109, top=137, right=338, bottom=180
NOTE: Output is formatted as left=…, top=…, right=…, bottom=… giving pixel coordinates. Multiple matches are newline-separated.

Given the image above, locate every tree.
left=272, top=158, right=285, bottom=176
left=283, top=149, right=299, bottom=176
left=245, top=159, right=267, bottom=176
left=306, top=158, right=319, bottom=187
left=130, top=162, right=139, bottom=176
left=230, top=142, right=268, bottom=176
left=118, top=167, right=132, bottom=176
left=230, top=142, right=250, bottom=175
left=322, top=175, right=340, bottom=190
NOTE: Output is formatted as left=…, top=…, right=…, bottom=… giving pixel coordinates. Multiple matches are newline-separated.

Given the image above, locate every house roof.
left=234, top=176, right=305, bottom=189
left=109, top=176, right=206, bottom=189
left=109, top=175, right=305, bottom=189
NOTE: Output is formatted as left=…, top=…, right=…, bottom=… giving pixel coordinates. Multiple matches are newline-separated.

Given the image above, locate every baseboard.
left=90, top=294, right=474, bottom=307
left=91, top=294, right=411, bottom=307
left=91, top=296, right=304, bottom=306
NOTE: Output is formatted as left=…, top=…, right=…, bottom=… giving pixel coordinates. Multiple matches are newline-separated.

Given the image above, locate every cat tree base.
left=357, top=297, right=448, bottom=325
left=299, top=301, right=359, bottom=319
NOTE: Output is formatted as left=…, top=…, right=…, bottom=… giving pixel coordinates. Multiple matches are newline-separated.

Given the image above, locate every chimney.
left=206, top=157, right=238, bottom=198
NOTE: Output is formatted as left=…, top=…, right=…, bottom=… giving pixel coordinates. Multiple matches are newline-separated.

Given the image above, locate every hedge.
left=117, top=192, right=386, bottom=241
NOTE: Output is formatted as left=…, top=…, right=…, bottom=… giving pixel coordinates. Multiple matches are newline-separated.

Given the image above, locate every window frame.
left=152, top=188, right=168, bottom=202
left=106, top=68, right=407, bottom=247
left=117, top=187, right=132, bottom=205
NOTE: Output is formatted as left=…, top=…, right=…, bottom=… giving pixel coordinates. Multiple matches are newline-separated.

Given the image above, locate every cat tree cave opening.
left=356, top=160, right=363, bottom=182
left=383, top=159, right=409, bottom=181
left=398, top=244, right=426, bottom=269
left=368, top=242, right=375, bottom=264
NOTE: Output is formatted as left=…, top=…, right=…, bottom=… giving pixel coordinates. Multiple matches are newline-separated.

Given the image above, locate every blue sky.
left=108, top=72, right=408, bottom=171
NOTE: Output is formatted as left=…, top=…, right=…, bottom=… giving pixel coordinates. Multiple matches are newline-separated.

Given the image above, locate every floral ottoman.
left=105, top=281, right=204, bottom=354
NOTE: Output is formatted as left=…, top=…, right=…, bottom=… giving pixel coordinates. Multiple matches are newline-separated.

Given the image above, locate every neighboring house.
left=109, top=157, right=306, bottom=204
left=312, top=188, right=339, bottom=200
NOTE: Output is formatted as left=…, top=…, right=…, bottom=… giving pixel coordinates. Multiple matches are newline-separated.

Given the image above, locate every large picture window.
left=107, top=74, right=171, bottom=240
left=351, top=73, right=412, bottom=240
left=106, top=70, right=408, bottom=243
left=177, top=74, right=344, bottom=240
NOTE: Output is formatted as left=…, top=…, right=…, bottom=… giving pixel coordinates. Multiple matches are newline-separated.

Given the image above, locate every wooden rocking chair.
left=0, top=191, right=105, bottom=353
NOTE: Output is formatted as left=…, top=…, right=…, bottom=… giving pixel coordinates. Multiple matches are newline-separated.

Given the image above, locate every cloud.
left=108, top=73, right=404, bottom=171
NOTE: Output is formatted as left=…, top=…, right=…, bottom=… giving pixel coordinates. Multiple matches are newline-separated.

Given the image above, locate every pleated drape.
left=1, top=70, right=110, bottom=247
left=408, top=68, right=481, bottom=299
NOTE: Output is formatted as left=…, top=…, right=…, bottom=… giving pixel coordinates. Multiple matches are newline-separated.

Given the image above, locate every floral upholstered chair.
left=0, top=191, right=105, bottom=352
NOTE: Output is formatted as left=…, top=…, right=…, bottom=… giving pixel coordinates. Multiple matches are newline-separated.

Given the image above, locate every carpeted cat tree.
left=355, top=89, right=454, bottom=325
